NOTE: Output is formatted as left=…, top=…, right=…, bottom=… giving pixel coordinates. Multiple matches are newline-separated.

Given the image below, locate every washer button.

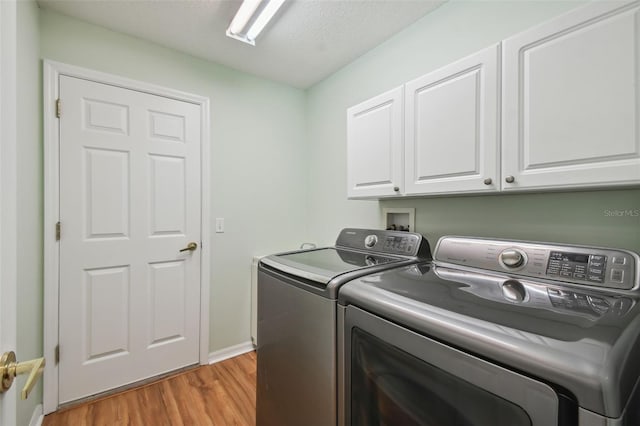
left=611, top=269, right=624, bottom=283
left=612, top=257, right=626, bottom=265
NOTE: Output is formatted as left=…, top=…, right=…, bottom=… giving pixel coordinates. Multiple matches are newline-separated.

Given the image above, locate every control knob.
left=364, top=235, right=378, bottom=248
left=500, top=249, right=525, bottom=268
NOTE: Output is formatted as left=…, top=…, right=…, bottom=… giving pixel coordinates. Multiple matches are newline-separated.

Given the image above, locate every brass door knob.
left=0, top=351, right=46, bottom=399
left=179, top=242, right=198, bottom=252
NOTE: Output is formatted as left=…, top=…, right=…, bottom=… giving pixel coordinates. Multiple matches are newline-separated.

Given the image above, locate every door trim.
left=42, top=60, right=211, bottom=414
left=0, top=0, right=18, bottom=424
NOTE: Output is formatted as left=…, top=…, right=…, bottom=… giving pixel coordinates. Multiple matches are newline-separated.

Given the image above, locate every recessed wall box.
left=382, top=207, right=415, bottom=232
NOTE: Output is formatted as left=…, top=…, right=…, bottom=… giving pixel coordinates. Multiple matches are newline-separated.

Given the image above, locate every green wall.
left=38, top=9, right=309, bottom=354
left=305, top=0, right=640, bottom=253
left=385, top=190, right=640, bottom=253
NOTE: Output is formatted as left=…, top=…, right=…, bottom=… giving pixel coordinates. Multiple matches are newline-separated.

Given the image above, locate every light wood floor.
left=43, top=351, right=256, bottom=426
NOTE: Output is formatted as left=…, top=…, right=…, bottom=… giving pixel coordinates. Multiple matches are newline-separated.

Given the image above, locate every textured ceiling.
left=37, top=0, right=445, bottom=88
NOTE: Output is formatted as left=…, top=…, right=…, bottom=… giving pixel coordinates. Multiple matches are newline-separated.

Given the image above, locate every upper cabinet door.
left=347, top=87, right=404, bottom=199
left=404, top=44, right=500, bottom=195
left=502, top=1, right=640, bottom=191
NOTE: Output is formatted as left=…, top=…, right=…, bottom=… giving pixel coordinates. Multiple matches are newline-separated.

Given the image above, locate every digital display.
left=551, top=252, right=589, bottom=263
left=569, top=254, right=589, bottom=263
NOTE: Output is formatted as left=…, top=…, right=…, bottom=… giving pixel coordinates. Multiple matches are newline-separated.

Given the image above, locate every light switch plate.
left=215, top=218, right=224, bottom=233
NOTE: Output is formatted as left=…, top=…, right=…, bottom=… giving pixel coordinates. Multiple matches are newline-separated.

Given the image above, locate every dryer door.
left=342, top=305, right=562, bottom=426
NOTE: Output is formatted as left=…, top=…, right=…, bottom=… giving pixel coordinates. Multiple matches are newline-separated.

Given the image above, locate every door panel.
left=83, top=98, right=129, bottom=135
left=59, top=75, right=201, bottom=403
left=149, top=155, right=186, bottom=235
left=148, top=260, right=187, bottom=346
left=413, top=70, right=480, bottom=177
left=149, top=110, right=185, bottom=142
left=84, top=266, right=130, bottom=361
left=85, top=148, right=130, bottom=239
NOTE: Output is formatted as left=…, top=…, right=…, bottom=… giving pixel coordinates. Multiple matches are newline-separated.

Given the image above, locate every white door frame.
left=43, top=60, right=211, bottom=414
left=0, top=0, right=18, bottom=424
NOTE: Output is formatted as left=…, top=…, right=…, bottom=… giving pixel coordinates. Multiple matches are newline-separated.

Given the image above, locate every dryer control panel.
left=434, top=237, right=638, bottom=290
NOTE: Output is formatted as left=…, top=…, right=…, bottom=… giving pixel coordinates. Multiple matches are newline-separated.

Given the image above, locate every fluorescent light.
left=228, top=0, right=261, bottom=36
left=226, top=0, right=286, bottom=46
left=245, top=0, right=285, bottom=41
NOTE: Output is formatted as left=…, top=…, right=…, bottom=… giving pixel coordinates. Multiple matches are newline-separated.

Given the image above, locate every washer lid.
left=261, top=247, right=402, bottom=284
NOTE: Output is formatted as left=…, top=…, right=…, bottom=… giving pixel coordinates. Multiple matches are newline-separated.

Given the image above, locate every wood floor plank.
left=43, top=351, right=256, bottom=426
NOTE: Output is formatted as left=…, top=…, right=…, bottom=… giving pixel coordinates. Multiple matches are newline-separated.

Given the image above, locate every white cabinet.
left=346, top=1, right=640, bottom=199
left=502, top=1, right=640, bottom=191
left=405, top=44, right=500, bottom=195
left=347, top=87, right=403, bottom=198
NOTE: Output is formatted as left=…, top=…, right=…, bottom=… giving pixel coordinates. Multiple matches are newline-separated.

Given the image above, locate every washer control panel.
left=335, top=228, right=431, bottom=258
left=435, top=236, right=639, bottom=290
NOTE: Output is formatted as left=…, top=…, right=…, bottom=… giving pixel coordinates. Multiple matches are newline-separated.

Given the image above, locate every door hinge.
left=55, top=222, right=61, bottom=241
left=56, top=98, right=62, bottom=118
left=55, top=345, right=60, bottom=365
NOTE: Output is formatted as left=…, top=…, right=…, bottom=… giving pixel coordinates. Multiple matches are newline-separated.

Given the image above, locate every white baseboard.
left=29, top=404, right=43, bottom=426
left=208, top=341, right=255, bottom=365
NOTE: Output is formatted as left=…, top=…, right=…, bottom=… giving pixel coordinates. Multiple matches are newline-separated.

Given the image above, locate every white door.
left=502, top=1, right=640, bottom=191
left=0, top=0, right=17, bottom=423
left=404, top=44, right=500, bottom=195
left=347, top=86, right=404, bottom=198
left=58, top=75, right=202, bottom=403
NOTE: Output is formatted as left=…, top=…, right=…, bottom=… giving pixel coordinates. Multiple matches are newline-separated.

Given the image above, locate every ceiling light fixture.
left=226, top=0, right=286, bottom=46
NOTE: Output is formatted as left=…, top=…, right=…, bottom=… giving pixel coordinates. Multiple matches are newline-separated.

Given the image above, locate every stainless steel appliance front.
left=338, top=237, right=640, bottom=426
left=340, top=304, right=560, bottom=425
left=256, top=228, right=430, bottom=426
